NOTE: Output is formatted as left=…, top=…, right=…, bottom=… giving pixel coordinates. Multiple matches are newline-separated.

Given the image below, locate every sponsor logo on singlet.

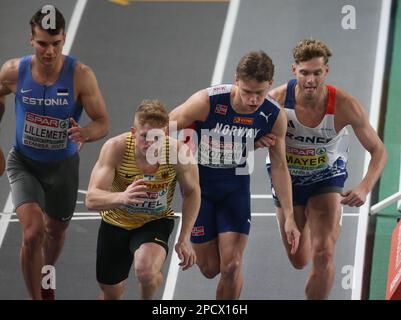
left=286, top=146, right=328, bottom=173
left=233, top=117, right=254, bottom=125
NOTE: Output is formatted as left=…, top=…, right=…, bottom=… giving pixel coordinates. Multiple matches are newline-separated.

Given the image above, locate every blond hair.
left=293, top=39, right=332, bottom=64
left=134, top=99, right=169, bottom=128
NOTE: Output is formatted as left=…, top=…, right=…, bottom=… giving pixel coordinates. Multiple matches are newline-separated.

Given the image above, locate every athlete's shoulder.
left=268, top=83, right=287, bottom=106
left=207, top=84, right=233, bottom=96
left=0, top=58, right=20, bottom=81
left=330, top=85, right=358, bottom=109
left=74, top=60, right=95, bottom=78
left=264, top=93, right=281, bottom=110
left=103, top=132, right=129, bottom=154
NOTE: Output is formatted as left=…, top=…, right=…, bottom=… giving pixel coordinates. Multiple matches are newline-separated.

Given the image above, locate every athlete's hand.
left=255, top=133, right=276, bottom=149
left=175, top=238, right=196, bottom=271
left=284, top=217, right=300, bottom=255
left=68, top=118, right=89, bottom=150
left=120, top=179, right=148, bottom=205
left=341, top=185, right=368, bottom=207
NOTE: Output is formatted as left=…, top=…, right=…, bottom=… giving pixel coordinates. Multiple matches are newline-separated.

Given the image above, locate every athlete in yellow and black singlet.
left=96, top=133, right=178, bottom=285
left=101, top=132, right=177, bottom=229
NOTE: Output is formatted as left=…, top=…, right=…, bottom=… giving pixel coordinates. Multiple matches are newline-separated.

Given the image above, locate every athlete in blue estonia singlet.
left=15, top=55, right=83, bottom=162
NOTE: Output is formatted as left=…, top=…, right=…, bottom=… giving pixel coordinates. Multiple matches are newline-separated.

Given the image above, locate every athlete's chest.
left=294, top=104, right=327, bottom=128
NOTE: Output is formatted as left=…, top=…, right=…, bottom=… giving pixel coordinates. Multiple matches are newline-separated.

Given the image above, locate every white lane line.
left=251, top=194, right=272, bottom=199
left=162, top=217, right=182, bottom=300
left=0, top=211, right=359, bottom=220
left=352, top=0, right=393, bottom=300
left=210, top=0, right=241, bottom=85
left=62, top=0, right=88, bottom=55
left=0, top=0, right=87, bottom=250
left=163, top=0, right=241, bottom=300
left=0, top=194, right=14, bottom=248
left=0, top=212, right=99, bottom=217
left=6, top=217, right=101, bottom=223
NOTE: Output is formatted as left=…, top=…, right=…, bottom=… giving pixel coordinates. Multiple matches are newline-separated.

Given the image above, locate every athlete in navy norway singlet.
left=191, top=84, right=280, bottom=243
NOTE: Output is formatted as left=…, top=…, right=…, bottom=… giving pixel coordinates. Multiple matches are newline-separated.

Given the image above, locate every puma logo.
left=259, top=111, right=272, bottom=123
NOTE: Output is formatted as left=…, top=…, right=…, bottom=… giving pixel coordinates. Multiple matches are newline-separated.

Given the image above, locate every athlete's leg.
left=134, top=243, right=166, bottom=299
left=276, top=205, right=311, bottom=269
left=98, top=281, right=126, bottom=300
left=216, top=232, right=248, bottom=300
left=191, top=191, right=220, bottom=279
left=43, top=214, right=70, bottom=266
left=96, top=221, right=133, bottom=300
left=192, top=239, right=220, bottom=278
left=16, top=203, right=46, bottom=300
left=304, top=193, right=342, bottom=299
left=42, top=153, right=78, bottom=267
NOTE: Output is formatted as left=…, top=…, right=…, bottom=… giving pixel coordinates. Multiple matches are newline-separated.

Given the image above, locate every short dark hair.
left=30, top=5, right=65, bottom=36
left=236, top=50, right=274, bottom=82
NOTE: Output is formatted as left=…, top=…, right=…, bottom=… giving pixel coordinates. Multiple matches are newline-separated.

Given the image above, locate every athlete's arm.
left=85, top=135, right=147, bottom=210
left=0, top=59, right=19, bottom=176
left=173, top=139, right=201, bottom=270
left=169, top=89, right=210, bottom=130
left=0, top=59, right=19, bottom=121
left=338, top=92, right=387, bottom=207
left=70, top=62, right=109, bottom=144
left=255, top=85, right=287, bottom=149
left=269, top=109, right=300, bottom=254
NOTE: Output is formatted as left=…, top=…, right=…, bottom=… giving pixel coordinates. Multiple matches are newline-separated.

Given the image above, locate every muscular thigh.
left=96, top=221, right=133, bottom=285
left=43, top=153, right=79, bottom=221
left=306, top=193, right=342, bottom=243
left=7, top=148, right=46, bottom=212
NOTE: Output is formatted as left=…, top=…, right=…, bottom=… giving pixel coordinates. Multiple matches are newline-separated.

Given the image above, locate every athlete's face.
left=292, top=57, right=329, bottom=100
left=235, top=77, right=272, bottom=113
left=132, top=122, right=167, bottom=159
left=30, top=26, right=65, bottom=68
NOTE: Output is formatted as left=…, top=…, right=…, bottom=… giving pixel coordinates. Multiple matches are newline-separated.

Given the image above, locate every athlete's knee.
left=198, top=263, right=220, bottom=279
left=220, top=258, right=242, bottom=280
left=135, top=263, right=160, bottom=284
left=312, top=243, right=334, bottom=270
left=289, top=255, right=309, bottom=270
left=22, top=227, right=45, bottom=251
left=99, top=283, right=124, bottom=300
left=45, top=226, right=66, bottom=242
left=197, top=257, right=220, bottom=278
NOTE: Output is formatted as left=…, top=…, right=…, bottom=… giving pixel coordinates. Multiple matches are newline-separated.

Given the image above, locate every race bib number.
left=199, top=135, right=244, bottom=169
left=121, top=188, right=168, bottom=215
left=23, top=112, right=68, bottom=150
left=286, top=146, right=328, bottom=175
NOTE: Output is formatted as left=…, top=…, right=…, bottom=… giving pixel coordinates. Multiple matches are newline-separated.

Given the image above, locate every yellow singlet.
left=101, top=133, right=177, bottom=230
